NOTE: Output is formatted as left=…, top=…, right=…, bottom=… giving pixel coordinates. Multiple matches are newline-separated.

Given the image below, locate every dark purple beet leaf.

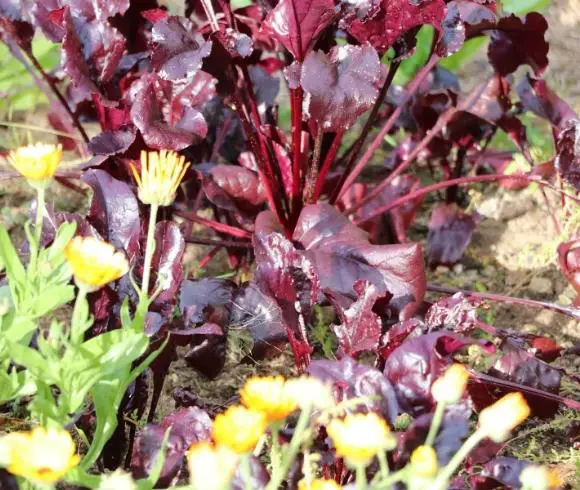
left=293, top=204, right=426, bottom=320
left=555, top=119, right=580, bottom=191
left=308, top=356, right=400, bottom=424
left=301, top=44, right=384, bottom=132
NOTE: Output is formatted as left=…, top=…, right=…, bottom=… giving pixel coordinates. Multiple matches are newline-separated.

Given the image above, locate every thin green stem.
left=355, top=464, right=367, bottom=490
left=431, top=429, right=486, bottom=489
left=425, top=401, right=446, bottom=447
left=70, top=285, right=88, bottom=344
left=378, top=450, right=390, bottom=480
left=265, top=408, right=311, bottom=490
left=27, top=186, right=45, bottom=278
left=269, top=423, right=282, bottom=480
left=241, top=454, right=253, bottom=490
left=374, top=468, right=407, bottom=490
left=140, top=203, right=159, bottom=300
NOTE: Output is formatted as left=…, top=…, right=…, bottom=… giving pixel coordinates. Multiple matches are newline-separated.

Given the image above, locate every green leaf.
left=439, top=37, right=488, bottom=72
left=0, top=226, right=26, bottom=297
left=393, top=26, right=434, bottom=86
left=502, top=0, right=550, bottom=15
left=31, top=285, right=75, bottom=317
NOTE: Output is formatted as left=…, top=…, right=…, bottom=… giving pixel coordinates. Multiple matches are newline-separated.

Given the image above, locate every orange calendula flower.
left=297, top=478, right=342, bottom=490
left=212, top=405, right=267, bottom=454
left=326, top=412, right=393, bottom=467
left=478, top=392, right=530, bottom=442
left=240, top=375, right=297, bottom=422
left=0, top=427, right=79, bottom=483
left=130, top=150, right=190, bottom=206
left=7, top=143, right=62, bottom=187
left=410, top=445, right=439, bottom=477
left=431, top=364, right=470, bottom=404
left=65, top=236, right=129, bottom=291
left=187, top=441, right=239, bottom=490
left=519, top=465, right=562, bottom=490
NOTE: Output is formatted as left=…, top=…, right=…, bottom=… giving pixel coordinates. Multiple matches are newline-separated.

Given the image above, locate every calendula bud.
left=519, top=465, right=562, bottom=490
left=478, top=392, right=530, bottom=442
left=431, top=364, right=470, bottom=404
left=409, top=445, right=439, bottom=477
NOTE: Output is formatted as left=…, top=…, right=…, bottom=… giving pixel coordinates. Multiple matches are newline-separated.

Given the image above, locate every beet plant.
left=0, top=0, right=578, bottom=488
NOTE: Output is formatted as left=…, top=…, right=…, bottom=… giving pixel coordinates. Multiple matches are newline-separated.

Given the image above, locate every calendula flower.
left=478, top=392, right=530, bottom=442
left=212, top=405, right=267, bottom=454
left=65, top=236, right=129, bottom=291
left=284, top=376, right=334, bottom=410
left=0, top=427, right=79, bottom=483
left=7, top=143, right=62, bottom=187
left=97, top=470, right=137, bottom=490
left=240, top=375, right=297, bottom=422
left=410, top=445, right=439, bottom=477
left=431, top=364, right=470, bottom=404
left=326, top=412, right=393, bottom=467
left=130, top=150, right=190, bottom=207
left=298, top=478, right=342, bottom=490
left=519, top=465, right=562, bottom=490
left=187, top=441, right=239, bottom=490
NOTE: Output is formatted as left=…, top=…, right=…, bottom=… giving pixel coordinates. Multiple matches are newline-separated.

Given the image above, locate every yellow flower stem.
left=265, top=408, right=311, bottom=490
left=355, top=464, right=367, bottom=490
left=140, top=203, right=159, bottom=301
left=425, top=401, right=446, bottom=447
left=241, top=454, right=253, bottom=490
left=28, top=185, right=45, bottom=278
left=269, top=422, right=282, bottom=480
left=71, top=285, right=88, bottom=345
left=374, top=468, right=407, bottom=489
left=378, top=450, right=390, bottom=480
left=430, top=428, right=486, bottom=490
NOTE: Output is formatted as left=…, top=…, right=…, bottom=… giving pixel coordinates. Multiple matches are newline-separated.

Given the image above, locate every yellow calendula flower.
left=410, top=445, right=439, bottom=477
left=478, top=392, right=530, bottom=442
left=240, top=375, right=297, bottom=422
left=130, top=150, right=190, bottom=206
left=187, top=441, right=239, bottom=490
left=519, top=464, right=563, bottom=490
left=97, top=470, right=137, bottom=490
left=7, top=143, right=62, bottom=187
left=431, top=364, right=470, bottom=404
left=0, top=427, right=79, bottom=483
left=298, top=478, right=342, bottom=490
left=65, top=236, right=129, bottom=291
left=212, top=405, right=267, bottom=454
left=283, top=376, right=334, bottom=410
left=326, top=412, right=393, bottom=467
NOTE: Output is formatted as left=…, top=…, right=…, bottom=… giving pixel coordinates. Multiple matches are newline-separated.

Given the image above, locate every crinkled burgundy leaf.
left=427, top=203, right=481, bottom=268
left=184, top=323, right=227, bottom=379
left=293, top=204, right=426, bottom=320
left=131, top=407, right=212, bottom=487
left=340, top=0, right=446, bottom=55
left=82, top=169, right=141, bottom=259
left=308, top=356, right=400, bottom=424
left=478, top=457, right=531, bottom=489
left=179, top=278, right=235, bottom=326
left=150, top=221, right=185, bottom=313
left=150, top=15, right=212, bottom=81
left=253, top=228, right=320, bottom=343
left=301, top=44, right=383, bottom=132
left=330, top=280, right=382, bottom=357
left=435, top=1, right=465, bottom=57
left=489, top=340, right=562, bottom=416
left=394, top=409, right=470, bottom=468
left=555, top=119, right=580, bottom=191
left=229, top=282, right=289, bottom=359
left=517, top=74, right=577, bottom=134
left=0, top=469, right=17, bottom=490
left=378, top=318, right=424, bottom=360
left=231, top=456, right=270, bottom=490
left=383, top=332, right=493, bottom=415
left=129, top=72, right=210, bottom=150
left=262, top=0, right=337, bottom=60
left=487, top=13, right=549, bottom=77
left=558, top=237, right=580, bottom=296
left=212, top=28, right=253, bottom=60
left=425, top=292, right=483, bottom=334
left=204, top=164, right=266, bottom=215
left=93, top=94, right=131, bottom=132
left=202, top=97, right=246, bottom=163
left=88, top=129, right=136, bottom=156
left=0, top=15, right=34, bottom=54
